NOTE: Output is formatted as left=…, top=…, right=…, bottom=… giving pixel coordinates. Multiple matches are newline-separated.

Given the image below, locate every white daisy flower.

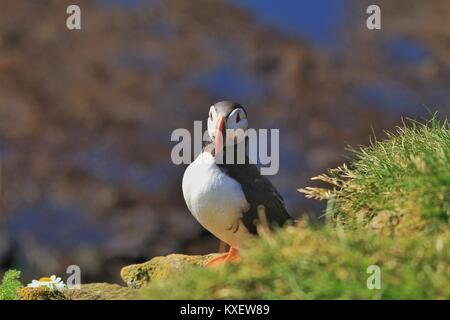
left=27, top=275, right=66, bottom=291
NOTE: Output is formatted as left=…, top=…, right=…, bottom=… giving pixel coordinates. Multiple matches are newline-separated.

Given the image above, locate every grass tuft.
left=300, top=116, right=449, bottom=233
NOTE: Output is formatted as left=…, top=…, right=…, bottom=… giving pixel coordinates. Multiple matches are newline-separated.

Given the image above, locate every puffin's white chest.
left=182, top=152, right=250, bottom=247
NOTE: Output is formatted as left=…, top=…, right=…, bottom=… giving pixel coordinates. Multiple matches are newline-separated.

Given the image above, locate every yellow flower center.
left=39, top=277, right=51, bottom=282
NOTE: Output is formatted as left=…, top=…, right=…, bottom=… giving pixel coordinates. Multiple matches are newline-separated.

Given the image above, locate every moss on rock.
left=64, top=283, right=133, bottom=300
left=18, top=283, right=133, bottom=300
left=16, top=253, right=219, bottom=299
left=120, top=253, right=220, bottom=288
left=17, top=287, right=68, bottom=300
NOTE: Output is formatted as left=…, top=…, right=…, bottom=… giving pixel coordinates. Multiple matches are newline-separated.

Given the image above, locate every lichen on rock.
left=17, top=287, right=68, bottom=300
left=18, top=283, right=132, bottom=300
left=16, top=253, right=219, bottom=299
left=64, top=283, right=133, bottom=300
left=120, top=253, right=220, bottom=288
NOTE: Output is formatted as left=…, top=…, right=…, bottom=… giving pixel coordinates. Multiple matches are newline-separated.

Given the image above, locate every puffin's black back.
left=217, top=156, right=291, bottom=234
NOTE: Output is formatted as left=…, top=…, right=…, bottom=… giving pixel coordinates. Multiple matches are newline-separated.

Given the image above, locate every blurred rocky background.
left=0, top=0, right=448, bottom=283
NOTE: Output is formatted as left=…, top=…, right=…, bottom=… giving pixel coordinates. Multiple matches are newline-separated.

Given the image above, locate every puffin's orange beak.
left=215, top=116, right=225, bottom=154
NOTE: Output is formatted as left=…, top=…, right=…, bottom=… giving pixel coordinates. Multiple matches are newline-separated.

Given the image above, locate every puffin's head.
left=207, top=101, right=248, bottom=154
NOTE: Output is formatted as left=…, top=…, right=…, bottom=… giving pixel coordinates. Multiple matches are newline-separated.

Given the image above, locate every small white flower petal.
left=27, top=280, right=42, bottom=288
left=55, top=283, right=66, bottom=291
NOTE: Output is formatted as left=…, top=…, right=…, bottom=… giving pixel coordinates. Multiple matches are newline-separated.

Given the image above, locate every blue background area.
left=231, top=0, right=346, bottom=45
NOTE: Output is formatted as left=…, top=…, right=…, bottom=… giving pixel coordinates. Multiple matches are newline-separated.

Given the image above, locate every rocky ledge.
left=18, top=253, right=219, bottom=300
left=18, top=283, right=132, bottom=300
left=120, top=253, right=219, bottom=289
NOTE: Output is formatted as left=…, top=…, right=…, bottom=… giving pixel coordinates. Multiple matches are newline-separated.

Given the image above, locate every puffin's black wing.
left=218, top=160, right=291, bottom=234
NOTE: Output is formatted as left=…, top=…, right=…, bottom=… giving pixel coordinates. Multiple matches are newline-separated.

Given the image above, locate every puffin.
left=182, top=101, right=291, bottom=266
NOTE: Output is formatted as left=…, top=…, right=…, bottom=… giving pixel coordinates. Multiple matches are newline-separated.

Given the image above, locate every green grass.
left=136, top=116, right=449, bottom=300
left=137, top=223, right=449, bottom=299
left=301, top=116, right=449, bottom=233
left=0, top=270, right=23, bottom=300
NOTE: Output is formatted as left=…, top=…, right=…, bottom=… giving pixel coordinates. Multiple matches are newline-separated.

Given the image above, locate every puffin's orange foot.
left=206, top=247, right=240, bottom=267
left=206, top=252, right=229, bottom=267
